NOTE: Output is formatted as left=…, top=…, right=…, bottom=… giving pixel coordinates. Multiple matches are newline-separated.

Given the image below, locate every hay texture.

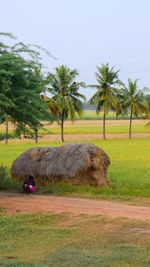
left=11, top=144, right=110, bottom=187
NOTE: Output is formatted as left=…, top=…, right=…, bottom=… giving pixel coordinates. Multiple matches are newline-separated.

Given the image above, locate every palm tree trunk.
left=129, top=108, right=133, bottom=139
left=34, top=128, right=38, bottom=143
left=5, top=115, right=9, bottom=145
left=103, top=112, right=106, bottom=140
left=61, top=110, right=65, bottom=142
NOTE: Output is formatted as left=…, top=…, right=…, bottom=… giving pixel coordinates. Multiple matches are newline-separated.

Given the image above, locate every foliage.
left=119, top=79, right=148, bottom=138
left=0, top=32, right=53, bottom=143
left=89, top=63, right=122, bottom=139
left=143, top=93, right=150, bottom=126
left=0, top=165, right=11, bottom=189
left=47, top=65, right=86, bottom=141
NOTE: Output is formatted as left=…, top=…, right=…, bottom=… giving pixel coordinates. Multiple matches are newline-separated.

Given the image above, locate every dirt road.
left=0, top=192, right=150, bottom=221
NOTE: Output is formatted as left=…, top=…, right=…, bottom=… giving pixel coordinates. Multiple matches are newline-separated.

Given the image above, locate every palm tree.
left=47, top=65, right=85, bottom=142
left=89, top=63, right=122, bottom=139
left=120, top=79, right=148, bottom=139
left=145, top=94, right=150, bottom=127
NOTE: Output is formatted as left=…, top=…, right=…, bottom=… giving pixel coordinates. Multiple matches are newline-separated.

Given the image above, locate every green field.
left=78, top=110, right=143, bottom=120
left=82, top=110, right=117, bottom=119
left=40, top=124, right=150, bottom=135
left=0, top=138, right=149, bottom=200
left=0, top=123, right=149, bottom=138
left=0, top=212, right=150, bottom=267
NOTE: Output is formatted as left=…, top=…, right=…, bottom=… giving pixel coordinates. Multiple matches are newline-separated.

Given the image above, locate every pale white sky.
left=1, top=0, right=150, bottom=99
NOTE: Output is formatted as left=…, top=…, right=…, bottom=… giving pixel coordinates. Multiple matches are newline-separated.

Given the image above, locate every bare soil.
left=0, top=192, right=150, bottom=221
left=41, top=133, right=150, bottom=142
left=49, top=119, right=150, bottom=127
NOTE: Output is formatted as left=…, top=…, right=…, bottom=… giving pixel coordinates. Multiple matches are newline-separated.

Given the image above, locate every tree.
left=89, top=63, right=122, bottom=139
left=0, top=32, right=55, bottom=143
left=0, top=52, right=50, bottom=143
left=145, top=94, right=150, bottom=127
left=47, top=65, right=85, bottom=142
left=120, top=79, right=148, bottom=139
left=143, top=92, right=150, bottom=115
left=0, top=32, right=52, bottom=143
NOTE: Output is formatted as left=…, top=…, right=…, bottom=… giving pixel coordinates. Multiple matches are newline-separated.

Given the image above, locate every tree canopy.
left=47, top=65, right=86, bottom=141
left=0, top=32, right=51, bottom=143
left=89, top=63, right=122, bottom=139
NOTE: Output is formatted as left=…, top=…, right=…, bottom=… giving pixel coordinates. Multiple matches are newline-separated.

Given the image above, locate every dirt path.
left=3, top=133, right=150, bottom=144
left=0, top=192, right=150, bottom=221
left=41, top=133, right=150, bottom=142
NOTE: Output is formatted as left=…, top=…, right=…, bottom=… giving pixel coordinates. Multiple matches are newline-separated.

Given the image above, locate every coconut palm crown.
left=89, top=63, right=122, bottom=139
left=47, top=65, right=85, bottom=141
left=120, top=79, right=148, bottom=138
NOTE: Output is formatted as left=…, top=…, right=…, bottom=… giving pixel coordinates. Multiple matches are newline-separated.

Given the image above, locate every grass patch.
left=0, top=213, right=150, bottom=266
left=39, top=124, right=150, bottom=135
left=82, top=110, right=117, bottom=119
left=79, top=110, right=143, bottom=120
left=0, top=207, right=6, bottom=215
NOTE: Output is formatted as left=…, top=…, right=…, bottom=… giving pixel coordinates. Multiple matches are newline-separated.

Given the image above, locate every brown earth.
left=0, top=192, right=150, bottom=221
left=48, top=119, right=150, bottom=127
left=41, top=133, right=150, bottom=142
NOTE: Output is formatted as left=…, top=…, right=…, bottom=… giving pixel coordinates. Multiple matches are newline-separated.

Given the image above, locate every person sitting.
left=23, top=175, right=36, bottom=194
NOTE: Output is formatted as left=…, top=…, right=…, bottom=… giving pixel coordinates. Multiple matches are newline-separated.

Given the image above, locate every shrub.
left=0, top=165, right=9, bottom=189
left=0, top=165, right=21, bottom=191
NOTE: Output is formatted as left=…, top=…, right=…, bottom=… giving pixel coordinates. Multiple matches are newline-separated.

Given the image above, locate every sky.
left=1, top=0, right=150, bottom=100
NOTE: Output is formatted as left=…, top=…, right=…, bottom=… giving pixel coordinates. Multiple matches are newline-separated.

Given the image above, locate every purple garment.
left=28, top=185, right=36, bottom=193
left=23, top=184, right=36, bottom=193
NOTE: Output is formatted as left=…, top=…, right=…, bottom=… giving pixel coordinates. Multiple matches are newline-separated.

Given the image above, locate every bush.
left=0, top=165, right=21, bottom=191
left=0, top=165, right=9, bottom=189
left=0, top=132, right=16, bottom=141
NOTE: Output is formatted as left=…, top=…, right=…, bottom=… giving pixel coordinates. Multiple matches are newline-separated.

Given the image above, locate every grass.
left=82, top=110, right=117, bottom=119
left=0, top=212, right=150, bottom=266
left=40, top=124, right=150, bottom=135
left=0, top=138, right=149, bottom=200
left=79, top=110, right=143, bottom=120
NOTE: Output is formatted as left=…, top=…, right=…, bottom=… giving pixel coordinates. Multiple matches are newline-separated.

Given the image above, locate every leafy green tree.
left=0, top=32, right=51, bottom=143
left=89, top=63, right=122, bottom=139
left=120, top=79, right=148, bottom=139
left=0, top=52, right=49, bottom=143
left=47, top=65, right=85, bottom=142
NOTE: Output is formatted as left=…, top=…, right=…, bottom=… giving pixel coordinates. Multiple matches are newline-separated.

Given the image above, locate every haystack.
left=11, top=144, right=110, bottom=187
